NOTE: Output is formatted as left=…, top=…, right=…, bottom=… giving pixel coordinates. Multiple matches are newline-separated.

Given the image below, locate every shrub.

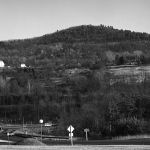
left=113, top=117, right=144, bottom=136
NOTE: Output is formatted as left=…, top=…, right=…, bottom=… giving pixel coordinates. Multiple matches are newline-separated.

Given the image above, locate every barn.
left=21, top=64, right=26, bottom=68
left=0, top=60, right=5, bottom=68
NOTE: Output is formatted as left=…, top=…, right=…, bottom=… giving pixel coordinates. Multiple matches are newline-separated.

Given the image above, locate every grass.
left=0, top=145, right=150, bottom=150
left=42, top=138, right=150, bottom=146
left=113, top=134, right=150, bottom=140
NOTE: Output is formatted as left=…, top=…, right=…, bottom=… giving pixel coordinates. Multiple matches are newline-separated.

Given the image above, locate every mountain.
left=1, top=25, right=150, bottom=138
left=0, top=25, right=150, bottom=67
left=34, top=25, right=150, bottom=44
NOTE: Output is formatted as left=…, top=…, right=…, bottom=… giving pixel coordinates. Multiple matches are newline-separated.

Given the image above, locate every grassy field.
left=107, top=65, right=150, bottom=84
left=108, top=65, right=150, bottom=76
left=0, top=145, right=150, bottom=150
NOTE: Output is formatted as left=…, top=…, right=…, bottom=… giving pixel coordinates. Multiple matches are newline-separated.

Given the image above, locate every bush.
left=113, top=117, right=144, bottom=136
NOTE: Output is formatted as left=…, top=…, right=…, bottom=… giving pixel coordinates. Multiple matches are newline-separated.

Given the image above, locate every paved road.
left=0, top=145, right=150, bottom=150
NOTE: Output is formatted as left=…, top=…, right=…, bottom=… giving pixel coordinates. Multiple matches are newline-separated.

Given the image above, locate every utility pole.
left=28, top=80, right=31, bottom=95
left=39, top=119, right=43, bottom=142
left=7, top=133, right=10, bottom=145
left=22, top=117, right=24, bottom=131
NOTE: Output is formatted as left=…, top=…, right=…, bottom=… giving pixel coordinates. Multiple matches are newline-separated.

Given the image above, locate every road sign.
left=67, top=125, right=74, bottom=133
left=67, top=125, right=74, bottom=146
left=84, top=128, right=90, bottom=141
left=84, top=128, right=89, bottom=132
left=69, top=133, right=73, bottom=137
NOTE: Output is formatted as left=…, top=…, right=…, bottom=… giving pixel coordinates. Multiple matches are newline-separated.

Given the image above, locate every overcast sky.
left=0, top=0, right=150, bottom=41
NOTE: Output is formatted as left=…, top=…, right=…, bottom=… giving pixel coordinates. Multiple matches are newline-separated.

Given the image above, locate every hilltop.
left=34, top=25, right=150, bottom=44
left=0, top=25, right=150, bottom=67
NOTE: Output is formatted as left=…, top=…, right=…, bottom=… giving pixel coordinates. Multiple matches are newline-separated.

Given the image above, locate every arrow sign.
left=84, top=128, right=90, bottom=141
left=84, top=128, right=89, bottom=132
left=67, top=125, right=74, bottom=133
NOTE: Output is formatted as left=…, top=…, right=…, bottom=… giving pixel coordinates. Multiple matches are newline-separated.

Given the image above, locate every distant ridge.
left=34, top=25, right=150, bottom=44
left=1, top=24, right=150, bottom=44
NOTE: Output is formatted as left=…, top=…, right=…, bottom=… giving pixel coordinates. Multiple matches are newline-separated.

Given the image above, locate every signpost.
left=84, top=128, right=89, bottom=141
left=7, top=132, right=10, bottom=145
left=67, top=125, right=74, bottom=145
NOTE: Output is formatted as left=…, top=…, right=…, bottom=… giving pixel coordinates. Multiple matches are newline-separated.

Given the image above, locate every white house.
left=21, top=64, right=26, bottom=68
left=0, top=60, right=5, bottom=68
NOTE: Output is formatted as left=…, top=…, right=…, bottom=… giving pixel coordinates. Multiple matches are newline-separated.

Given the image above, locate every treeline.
left=55, top=77, right=150, bottom=138
left=1, top=69, right=150, bottom=138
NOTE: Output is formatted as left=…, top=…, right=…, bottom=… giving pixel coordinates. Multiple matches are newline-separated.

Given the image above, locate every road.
left=0, top=145, right=150, bottom=150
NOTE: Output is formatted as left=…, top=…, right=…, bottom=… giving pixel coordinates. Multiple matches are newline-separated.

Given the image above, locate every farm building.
left=0, top=60, right=5, bottom=68
left=21, top=64, right=26, bottom=68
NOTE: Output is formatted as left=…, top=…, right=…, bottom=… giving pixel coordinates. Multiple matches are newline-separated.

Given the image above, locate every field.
left=107, top=65, right=150, bottom=84
left=0, top=145, right=150, bottom=150
left=108, top=65, right=150, bottom=76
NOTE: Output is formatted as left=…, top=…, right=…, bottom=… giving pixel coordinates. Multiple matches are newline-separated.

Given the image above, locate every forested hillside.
left=1, top=25, right=150, bottom=138
left=0, top=25, right=150, bottom=67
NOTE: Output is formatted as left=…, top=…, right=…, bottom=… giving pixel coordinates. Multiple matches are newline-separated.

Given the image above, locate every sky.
left=0, top=0, right=150, bottom=41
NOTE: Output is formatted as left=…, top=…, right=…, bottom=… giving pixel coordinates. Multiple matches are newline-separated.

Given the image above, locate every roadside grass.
left=43, top=137, right=150, bottom=145
left=113, top=134, right=150, bottom=140
left=0, top=145, right=150, bottom=150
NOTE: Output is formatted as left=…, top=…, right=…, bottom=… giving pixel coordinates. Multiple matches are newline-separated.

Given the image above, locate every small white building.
left=0, top=60, right=5, bottom=68
left=21, top=64, right=26, bottom=68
